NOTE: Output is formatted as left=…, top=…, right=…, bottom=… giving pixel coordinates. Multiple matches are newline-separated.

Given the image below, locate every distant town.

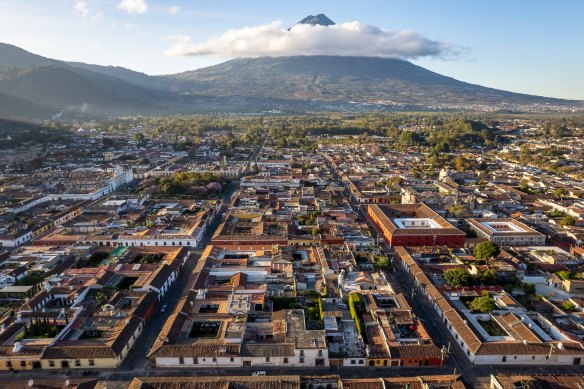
left=0, top=113, right=583, bottom=388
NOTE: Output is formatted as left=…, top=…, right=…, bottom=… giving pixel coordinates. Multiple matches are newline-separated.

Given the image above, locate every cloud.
left=118, top=0, right=148, bottom=15
left=169, top=6, right=180, bottom=15
left=166, top=20, right=462, bottom=59
left=73, top=0, right=103, bottom=20
left=73, top=0, right=89, bottom=16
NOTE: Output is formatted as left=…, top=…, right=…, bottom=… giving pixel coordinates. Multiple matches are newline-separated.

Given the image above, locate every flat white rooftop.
left=393, top=218, right=441, bottom=229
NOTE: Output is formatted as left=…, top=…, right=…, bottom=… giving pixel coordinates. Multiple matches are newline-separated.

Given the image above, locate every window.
left=299, top=350, right=305, bottom=357
left=283, top=358, right=289, bottom=364
left=89, top=360, right=95, bottom=366
left=266, top=357, right=270, bottom=362
left=6, top=361, right=12, bottom=368
left=194, top=358, right=198, bottom=364
left=20, top=361, right=26, bottom=367
left=230, top=357, right=234, bottom=362
left=350, top=360, right=356, bottom=365
left=48, top=361, right=54, bottom=367
left=75, top=360, right=81, bottom=367
left=502, top=356, right=507, bottom=362
left=359, top=360, right=364, bottom=365
left=179, top=357, right=184, bottom=365
left=299, top=357, right=304, bottom=364
left=212, top=357, right=217, bottom=362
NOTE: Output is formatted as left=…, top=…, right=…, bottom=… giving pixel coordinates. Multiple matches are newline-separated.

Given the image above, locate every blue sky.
left=0, top=0, right=582, bottom=99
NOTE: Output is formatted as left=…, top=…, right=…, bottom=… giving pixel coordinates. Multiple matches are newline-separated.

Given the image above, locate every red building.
left=367, top=203, right=465, bottom=248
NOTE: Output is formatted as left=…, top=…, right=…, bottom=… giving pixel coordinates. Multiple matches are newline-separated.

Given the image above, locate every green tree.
left=556, top=270, right=572, bottom=280
left=95, top=291, right=108, bottom=307
left=479, top=268, right=497, bottom=285
left=519, top=179, right=530, bottom=192
left=101, top=137, right=114, bottom=148
left=444, top=268, right=472, bottom=287
left=560, top=215, right=576, bottom=227
left=398, top=131, right=423, bottom=147
left=133, top=133, right=145, bottom=143
left=522, top=282, right=536, bottom=296
left=470, top=292, right=496, bottom=313
left=29, top=157, right=43, bottom=169
left=448, top=204, right=470, bottom=218
left=454, top=156, right=472, bottom=172
left=434, top=142, right=450, bottom=154
left=562, top=300, right=576, bottom=311
left=375, top=256, right=391, bottom=271
left=473, top=241, right=501, bottom=260
left=554, top=187, right=567, bottom=199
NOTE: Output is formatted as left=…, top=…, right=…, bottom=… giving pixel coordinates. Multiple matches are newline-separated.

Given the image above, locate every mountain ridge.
left=0, top=41, right=581, bottom=119
left=166, top=55, right=578, bottom=106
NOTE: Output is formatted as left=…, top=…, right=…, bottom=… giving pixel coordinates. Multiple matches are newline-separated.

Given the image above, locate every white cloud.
left=73, top=0, right=102, bottom=21
left=73, top=0, right=89, bottom=16
left=166, top=20, right=460, bottom=59
left=118, top=0, right=148, bottom=15
left=169, top=6, right=180, bottom=15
